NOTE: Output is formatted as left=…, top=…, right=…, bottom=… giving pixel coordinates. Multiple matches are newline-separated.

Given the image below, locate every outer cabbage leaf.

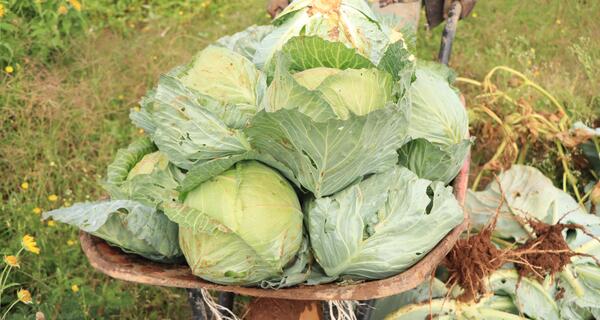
left=384, top=270, right=559, bottom=319
left=280, top=36, right=374, bottom=72
left=43, top=200, right=181, bottom=262
left=467, top=165, right=589, bottom=242
left=216, top=25, right=274, bottom=60
left=377, top=40, right=415, bottom=95
left=372, top=278, right=448, bottom=320
left=101, top=138, right=183, bottom=207
left=558, top=222, right=600, bottom=318
left=307, top=166, right=463, bottom=279
left=254, top=0, right=395, bottom=68
left=407, top=63, right=467, bottom=145
left=399, top=63, right=469, bottom=183
left=487, top=270, right=560, bottom=320
left=246, top=105, right=410, bottom=197
left=559, top=263, right=600, bottom=318
left=385, top=296, right=520, bottom=320
left=398, top=138, right=471, bottom=185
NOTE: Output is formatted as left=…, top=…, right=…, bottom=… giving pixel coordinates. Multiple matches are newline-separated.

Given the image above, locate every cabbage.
left=101, top=138, right=183, bottom=208
left=43, top=138, right=183, bottom=262
left=165, top=161, right=306, bottom=286
left=246, top=35, right=413, bottom=197
left=130, top=45, right=264, bottom=170
left=306, top=166, right=463, bottom=280
left=398, top=62, right=471, bottom=184
left=254, top=0, right=403, bottom=67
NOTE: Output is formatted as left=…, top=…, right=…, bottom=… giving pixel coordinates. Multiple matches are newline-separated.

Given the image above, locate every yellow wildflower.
left=555, top=19, right=561, bottom=25
left=48, top=194, right=58, bottom=202
left=3, top=255, right=20, bottom=268
left=17, top=289, right=33, bottom=304
left=68, top=0, right=81, bottom=11
left=47, top=220, right=56, bottom=227
left=58, top=5, right=68, bottom=15
left=33, top=207, right=42, bottom=215
left=21, top=182, right=29, bottom=190
left=138, top=129, right=145, bottom=134
left=71, top=284, right=79, bottom=293
left=22, top=235, right=41, bottom=254
left=118, top=94, right=124, bottom=100
left=5, top=65, right=13, bottom=74
left=0, top=4, right=5, bottom=18
left=67, top=239, right=76, bottom=246
left=472, top=12, right=478, bottom=18
left=178, top=10, right=183, bottom=16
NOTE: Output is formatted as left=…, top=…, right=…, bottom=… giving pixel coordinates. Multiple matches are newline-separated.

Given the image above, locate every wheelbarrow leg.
left=187, top=290, right=237, bottom=320
left=187, top=289, right=211, bottom=320
left=355, top=299, right=375, bottom=320
left=218, top=292, right=235, bottom=311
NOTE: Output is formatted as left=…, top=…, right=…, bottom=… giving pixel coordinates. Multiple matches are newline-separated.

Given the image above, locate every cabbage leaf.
left=43, top=200, right=181, bottom=262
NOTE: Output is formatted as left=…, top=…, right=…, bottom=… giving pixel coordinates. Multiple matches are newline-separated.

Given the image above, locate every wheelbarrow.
left=79, top=1, right=475, bottom=319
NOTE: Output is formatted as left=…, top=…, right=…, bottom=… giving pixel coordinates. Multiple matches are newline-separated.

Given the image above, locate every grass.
left=1, top=0, right=598, bottom=318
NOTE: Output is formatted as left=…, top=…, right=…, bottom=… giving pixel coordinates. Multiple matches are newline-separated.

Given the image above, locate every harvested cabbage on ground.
left=43, top=0, right=470, bottom=287
left=376, top=165, right=600, bottom=319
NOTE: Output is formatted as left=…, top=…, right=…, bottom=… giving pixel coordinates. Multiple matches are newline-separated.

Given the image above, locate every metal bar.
left=187, top=289, right=211, bottom=320
left=438, top=0, right=462, bottom=66
left=218, top=292, right=235, bottom=312
left=356, top=299, right=376, bottom=320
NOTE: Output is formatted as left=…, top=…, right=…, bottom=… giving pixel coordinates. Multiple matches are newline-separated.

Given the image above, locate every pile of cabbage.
left=45, top=0, right=470, bottom=287
left=375, top=165, right=600, bottom=319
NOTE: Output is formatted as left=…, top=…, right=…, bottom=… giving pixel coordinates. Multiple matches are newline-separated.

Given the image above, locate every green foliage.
left=0, top=0, right=236, bottom=70
left=0, top=0, right=85, bottom=67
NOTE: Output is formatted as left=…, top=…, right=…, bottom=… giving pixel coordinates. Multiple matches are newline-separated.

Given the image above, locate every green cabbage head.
left=101, top=138, right=183, bottom=208
left=398, top=62, right=471, bottom=184
left=170, top=161, right=304, bottom=286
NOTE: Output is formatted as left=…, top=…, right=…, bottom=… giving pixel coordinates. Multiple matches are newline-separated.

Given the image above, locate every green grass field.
left=1, top=0, right=598, bottom=318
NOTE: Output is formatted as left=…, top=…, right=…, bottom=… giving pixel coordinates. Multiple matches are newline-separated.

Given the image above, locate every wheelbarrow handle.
left=438, top=0, right=462, bottom=66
